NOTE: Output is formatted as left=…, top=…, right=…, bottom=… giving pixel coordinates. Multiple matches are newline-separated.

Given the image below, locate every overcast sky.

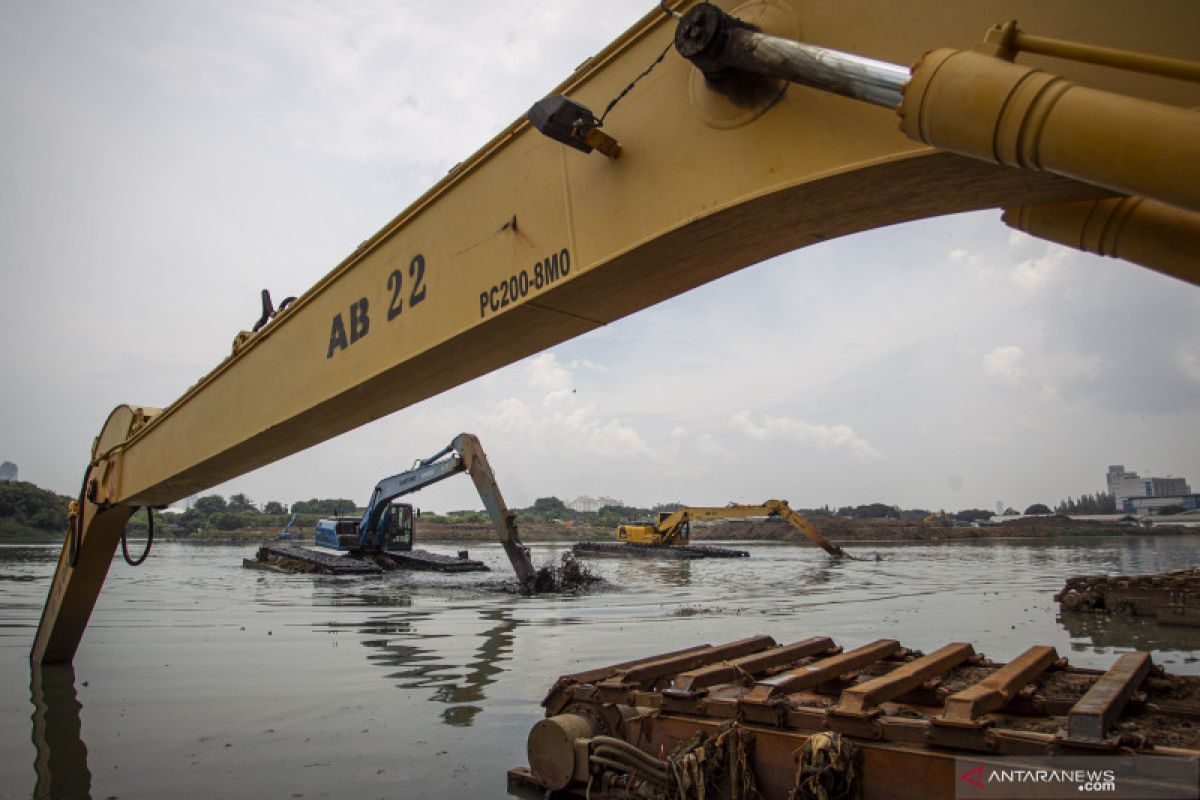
left=2, top=1, right=1197, bottom=516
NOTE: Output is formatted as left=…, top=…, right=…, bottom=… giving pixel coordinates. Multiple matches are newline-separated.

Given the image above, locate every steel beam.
left=603, top=636, right=776, bottom=688
left=1067, top=651, right=1152, bottom=742
left=743, top=639, right=900, bottom=702
left=670, top=637, right=837, bottom=692
left=942, top=645, right=1058, bottom=722
left=834, top=642, right=974, bottom=715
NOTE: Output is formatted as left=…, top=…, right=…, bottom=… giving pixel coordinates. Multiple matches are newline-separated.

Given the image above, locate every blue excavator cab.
left=315, top=503, right=415, bottom=552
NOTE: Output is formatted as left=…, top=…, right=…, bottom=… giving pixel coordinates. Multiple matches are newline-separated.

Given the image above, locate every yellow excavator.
left=572, top=499, right=844, bottom=559
left=629, top=500, right=842, bottom=552
left=922, top=509, right=954, bottom=527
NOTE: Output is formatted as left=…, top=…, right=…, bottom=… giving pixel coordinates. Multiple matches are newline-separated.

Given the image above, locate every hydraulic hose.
left=121, top=507, right=154, bottom=566
left=67, top=464, right=91, bottom=568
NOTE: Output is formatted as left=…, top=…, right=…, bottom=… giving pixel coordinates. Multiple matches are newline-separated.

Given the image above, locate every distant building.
left=1107, top=464, right=1195, bottom=514
left=995, top=501, right=1004, bottom=516
left=0, top=461, right=16, bottom=482
left=567, top=495, right=623, bottom=513
left=1125, top=495, right=1200, bottom=515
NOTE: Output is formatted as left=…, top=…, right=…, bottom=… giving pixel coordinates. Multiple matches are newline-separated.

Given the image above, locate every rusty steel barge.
left=510, top=634, right=1200, bottom=799
left=1057, top=568, right=1200, bottom=628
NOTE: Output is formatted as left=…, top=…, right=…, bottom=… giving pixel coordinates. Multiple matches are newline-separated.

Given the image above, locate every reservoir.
left=2, top=535, right=1197, bottom=798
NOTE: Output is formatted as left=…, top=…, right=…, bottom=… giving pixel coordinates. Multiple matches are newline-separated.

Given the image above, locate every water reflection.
left=1058, top=610, right=1200, bottom=653
left=359, top=607, right=518, bottom=727
left=311, top=581, right=417, bottom=608
left=610, top=559, right=693, bottom=587
left=30, top=664, right=90, bottom=800
left=795, top=563, right=837, bottom=587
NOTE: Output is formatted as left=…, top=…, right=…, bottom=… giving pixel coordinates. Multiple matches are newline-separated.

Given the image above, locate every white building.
left=0, top=461, right=16, bottom=482
left=566, top=495, right=623, bottom=513
left=1107, top=464, right=1194, bottom=513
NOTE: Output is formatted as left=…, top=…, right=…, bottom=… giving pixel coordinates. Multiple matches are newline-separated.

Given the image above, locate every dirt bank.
left=689, top=516, right=1196, bottom=543
left=152, top=516, right=1194, bottom=546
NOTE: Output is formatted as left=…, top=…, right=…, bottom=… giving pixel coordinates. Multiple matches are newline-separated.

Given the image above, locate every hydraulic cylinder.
left=900, top=49, right=1200, bottom=215
left=1005, top=197, right=1200, bottom=287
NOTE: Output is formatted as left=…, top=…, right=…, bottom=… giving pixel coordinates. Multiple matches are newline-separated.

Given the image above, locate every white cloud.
left=696, top=433, right=733, bottom=459
left=485, top=397, right=533, bottom=432
left=982, top=345, right=1028, bottom=384
left=729, top=411, right=882, bottom=462
left=527, top=352, right=573, bottom=407
left=947, top=247, right=982, bottom=268
left=983, top=344, right=1065, bottom=398
left=1011, top=245, right=1070, bottom=289
left=1181, top=341, right=1200, bottom=383
left=483, top=352, right=658, bottom=463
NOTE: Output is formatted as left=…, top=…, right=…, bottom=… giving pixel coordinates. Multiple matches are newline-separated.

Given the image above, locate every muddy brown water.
left=2, top=535, right=1197, bottom=798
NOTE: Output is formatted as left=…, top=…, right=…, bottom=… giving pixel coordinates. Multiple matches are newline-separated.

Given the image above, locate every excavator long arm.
left=34, top=1, right=1200, bottom=663
left=655, top=500, right=844, bottom=556
left=357, top=434, right=536, bottom=584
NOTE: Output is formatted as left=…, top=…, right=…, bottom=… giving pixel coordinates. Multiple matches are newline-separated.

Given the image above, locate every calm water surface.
left=2, top=536, right=1197, bottom=798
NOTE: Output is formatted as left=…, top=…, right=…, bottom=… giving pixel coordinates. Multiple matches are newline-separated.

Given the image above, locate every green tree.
left=193, top=495, right=227, bottom=515
left=1024, top=503, right=1051, bottom=515
left=211, top=512, right=249, bottom=531
left=228, top=493, right=256, bottom=512
left=955, top=508, right=993, bottom=523
left=838, top=503, right=900, bottom=519
left=532, top=496, right=566, bottom=513
left=177, top=507, right=204, bottom=533
left=262, top=501, right=286, bottom=515
left=0, top=481, right=72, bottom=534
left=292, top=498, right=358, bottom=515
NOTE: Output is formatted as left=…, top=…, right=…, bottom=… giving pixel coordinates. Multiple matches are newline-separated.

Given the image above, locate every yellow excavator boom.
left=34, top=0, right=1200, bottom=663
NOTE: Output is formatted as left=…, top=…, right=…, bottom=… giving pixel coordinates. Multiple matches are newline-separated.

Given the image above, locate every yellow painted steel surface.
left=34, top=0, right=1200, bottom=663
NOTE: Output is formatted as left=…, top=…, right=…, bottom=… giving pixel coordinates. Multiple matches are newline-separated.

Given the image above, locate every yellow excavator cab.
left=617, top=515, right=691, bottom=546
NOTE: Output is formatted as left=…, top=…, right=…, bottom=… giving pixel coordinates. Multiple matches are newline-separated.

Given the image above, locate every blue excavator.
left=248, top=433, right=536, bottom=585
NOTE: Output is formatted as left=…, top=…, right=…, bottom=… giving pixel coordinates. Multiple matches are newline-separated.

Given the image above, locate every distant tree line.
left=0, top=481, right=71, bottom=536
left=1054, top=492, right=1117, bottom=515
left=0, top=482, right=1130, bottom=542
left=130, top=492, right=360, bottom=534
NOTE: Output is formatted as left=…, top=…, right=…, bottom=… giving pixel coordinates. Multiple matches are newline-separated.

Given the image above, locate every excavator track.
left=572, top=542, right=750, bottom=560
left=1056, top=568, right=1200, bottom=627
left=244, top=544, right=488, bottom=575
left=511, top=634, right=1200, bottom=799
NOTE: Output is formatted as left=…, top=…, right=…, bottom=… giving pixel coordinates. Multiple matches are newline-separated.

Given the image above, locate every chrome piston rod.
left=674, top=3, right=910, bottom=109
